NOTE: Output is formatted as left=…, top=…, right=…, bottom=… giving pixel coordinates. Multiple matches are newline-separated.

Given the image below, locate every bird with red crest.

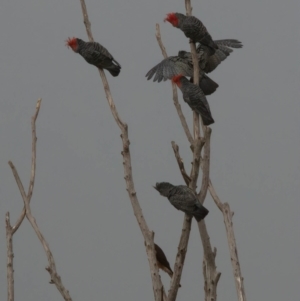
left=164, top=12, right=218, bottom=54
left=65, top=37, right=121, bottom=77
left=172, top=74, right=214, bottom=126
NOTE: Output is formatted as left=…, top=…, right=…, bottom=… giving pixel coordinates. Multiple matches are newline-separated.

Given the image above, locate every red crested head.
left=164, top=13, right=179, bottom=27
left=172, top=74, right=184, bottom=87
left=65, top=37, right=79, bottom=52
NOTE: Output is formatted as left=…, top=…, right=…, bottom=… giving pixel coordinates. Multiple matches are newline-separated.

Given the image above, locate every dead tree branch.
left=206, top=180, right=247, bottom=301
left=198, top=127, right=211, bottom=202
left=79, top=1, right=164, bottom=300
left=8, top=99, right=73, bottom=301
left=171, top=141, right=191, bottom=186
left=6, top=213, right=14, bottom=301
left=167, top=215, right=192, bottom=301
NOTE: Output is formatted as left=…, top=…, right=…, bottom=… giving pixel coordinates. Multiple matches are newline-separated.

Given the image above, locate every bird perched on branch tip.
left=65, top=37, right=121, bottom=77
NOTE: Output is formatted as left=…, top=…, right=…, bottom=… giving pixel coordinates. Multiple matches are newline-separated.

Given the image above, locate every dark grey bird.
left=145, top=54, right=218, bottom=95
left=154, top=182, right=209, bottom=221
left=146, top=39, right=242, bottom=94
left=172, top=74, right=214, bottom=126
left=164, top=12, right=218, bottom=54
left=196, top=39, right=243, bottom=73
left=66, top=37, right=121, bottom=77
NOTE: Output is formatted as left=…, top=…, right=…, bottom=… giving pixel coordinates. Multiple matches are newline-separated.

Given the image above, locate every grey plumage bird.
left=154, top=182, right=209, bottom=221
left=145, top=54, right=218, bottom=95
left=66, top=37, right=121, bottom=77
left=172, top=74, right=214, bottom=126
left=164, top=12, right=218, bottom=54
left=146, top=38, right=242, bottom=94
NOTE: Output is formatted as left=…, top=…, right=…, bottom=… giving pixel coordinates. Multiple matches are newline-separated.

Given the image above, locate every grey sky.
left=0, top=0, right=299, bottom=300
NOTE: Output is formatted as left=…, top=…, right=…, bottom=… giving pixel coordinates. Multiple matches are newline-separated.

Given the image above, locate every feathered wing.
left=199, top=39, right=243, bottom=73
left=146, top=57, right=193, bottom=82
left=85, top=42, right=121, bottom=76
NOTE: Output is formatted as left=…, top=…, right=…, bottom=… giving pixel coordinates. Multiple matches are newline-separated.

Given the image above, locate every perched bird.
left=155, top=244, right=182, bottom=287
left=172, top=74, right=214, bottom=126
left=65, top=37, right=121, bottom=77
left=155, top=244, right=173, bottom=277
left=145, top=54, right=218, bottom=95
left=164, top=13, right=218, bottom=54
left=154, top=182, right=209, bottom=221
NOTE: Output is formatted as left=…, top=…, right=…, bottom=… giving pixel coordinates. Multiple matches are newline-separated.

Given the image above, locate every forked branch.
left=79, top=1, right=164, bottom=300
left=8, top=99, right=73, bottom=301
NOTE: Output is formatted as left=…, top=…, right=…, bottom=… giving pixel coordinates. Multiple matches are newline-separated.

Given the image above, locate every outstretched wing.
left=146, top=56, right=193, bottom=82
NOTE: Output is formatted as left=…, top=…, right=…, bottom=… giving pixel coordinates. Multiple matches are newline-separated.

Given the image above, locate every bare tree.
left=6, top=0, right=246, bottom=301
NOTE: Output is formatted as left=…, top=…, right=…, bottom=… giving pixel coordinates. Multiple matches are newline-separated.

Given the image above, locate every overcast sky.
left=0, top=0, right=299, bottom=300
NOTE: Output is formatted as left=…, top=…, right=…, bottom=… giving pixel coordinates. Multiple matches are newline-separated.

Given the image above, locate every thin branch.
left=207, top=179, right=247, bottom=301
left=11, top=99, right=41, bottom=234
left=189, top=136, right=204, bottom=190
left=6, top=212, right=14, bottom=301
left=79, top=1, right=164, bottom=300
left=8, top=100, right=73, bottom=301
left=155, top=24, right=194, bottom=146
left=222, top=203, right=247, bottom=301
left=197, top=221, right=221, bottom=301
left=167, top=215, right=192, bottom=301
left=171, top=141, right=191, bottom=186
left=197, top=127, right=211, bottom=202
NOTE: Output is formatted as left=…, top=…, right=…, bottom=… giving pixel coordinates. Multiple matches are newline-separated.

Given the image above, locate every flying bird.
left=164, top=13, right=218, bottom=54
left=65, top=37, right=121, bottom=77
left=145, top=54, right=218, bottom=95
left=154, top=182, right=209, bottom=221
left=172, top=75, right=214, bottom=126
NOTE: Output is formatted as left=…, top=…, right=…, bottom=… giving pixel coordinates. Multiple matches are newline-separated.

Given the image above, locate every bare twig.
left=197, top=221, right=221, bottom=301
left=155, top=24, right=194, bottom=146
left=79, top=1, right=164, bottom=300
left=11, top=99, right=41, bottom=234
left=198, top=127, right=211, bottom=202
left=207, top=180, right=247, bottom=301
left=167, top=215, right=192, bottom=301
left=171, top=141, right=191, bottom=186
left=189, top=137, right=204, bottom=191
left=6, top=212, right=14, bottom=301
left=8, top=99, right=73, bottom=301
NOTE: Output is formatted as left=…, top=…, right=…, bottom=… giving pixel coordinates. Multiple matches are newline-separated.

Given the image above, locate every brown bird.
left=155, top=243, right=173, bottom=277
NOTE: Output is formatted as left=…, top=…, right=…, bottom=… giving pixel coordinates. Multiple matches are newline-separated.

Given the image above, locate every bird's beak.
left=153, top=185, right=158, bottom=191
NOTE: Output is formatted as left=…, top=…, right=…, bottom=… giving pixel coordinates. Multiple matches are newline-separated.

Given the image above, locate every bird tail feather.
left=194, top=205, right=209, bottom=222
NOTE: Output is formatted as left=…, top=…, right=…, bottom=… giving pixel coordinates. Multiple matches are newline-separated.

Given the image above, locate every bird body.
left=172, top=75, right=214, bottom=126
left=155, top=244, right=173, bottom=277
left=154, top=182, right=209, bottom=221
left=164, top=13, right=218, bottom=53
left=66, top=37, right=121, bottom=77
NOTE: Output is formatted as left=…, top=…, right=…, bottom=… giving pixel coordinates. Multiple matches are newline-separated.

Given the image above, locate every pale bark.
left=6, top=213, right=14, bottom=301
left=8, top=99, right=73, bottom=301
left=79, top=1, right=164, bottom=300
